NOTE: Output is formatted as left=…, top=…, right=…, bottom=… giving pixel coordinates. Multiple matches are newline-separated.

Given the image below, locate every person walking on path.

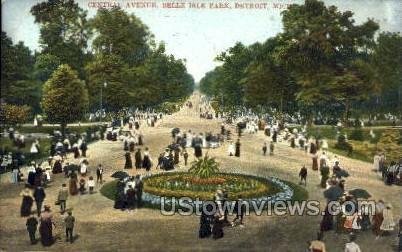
left=235, top=139, right=241, bottom=157
left=58, top=184, right=68, bottom=214
left=64, top=211, right=75, bottom=243
left=299, top=165, right=307, bottom=186
left=33, top=186, right=46, bottom=217
left=26, top=214, right=38, bottom=245
left=96, top=164, right=103, bottom=184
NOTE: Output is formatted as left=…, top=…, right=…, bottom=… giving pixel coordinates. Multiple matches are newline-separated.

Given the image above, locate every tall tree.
left=90, top=7, right=151, bottom=67
left=277, top=0, right=379, bottom=124
left=41, top=64, right=88, bottom=133
left=31, top=0, right=91, bottom=76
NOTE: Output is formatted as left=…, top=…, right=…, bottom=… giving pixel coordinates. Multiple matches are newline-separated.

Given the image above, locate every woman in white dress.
left=228, top=141, right=235, bottom=156
left=373, top=153, right=380, bottom=171
left=380, top=204, right=395, bottom=232
left=186, top=131, right=193, bottom=148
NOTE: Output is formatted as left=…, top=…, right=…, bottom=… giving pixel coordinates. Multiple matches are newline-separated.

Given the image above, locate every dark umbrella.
left=168, top=143, right=180, bottom=150
left=334, top=169, right=349, bottom=178
left=111, top=171, right=130, bottom=180
left=65, top=164, right=80, bottom=172
left=348, top=189, right=371, bottom=199
left=172, top=128, right=180, bottom=134
left=323, top=186, right=343, bottom=201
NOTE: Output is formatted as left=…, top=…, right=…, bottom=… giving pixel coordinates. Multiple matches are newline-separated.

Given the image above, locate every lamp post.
left=100, top=81, right=107, bottom=124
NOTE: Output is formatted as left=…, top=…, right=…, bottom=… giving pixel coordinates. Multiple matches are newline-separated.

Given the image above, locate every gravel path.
left=0, top=93, right=400, bottom=251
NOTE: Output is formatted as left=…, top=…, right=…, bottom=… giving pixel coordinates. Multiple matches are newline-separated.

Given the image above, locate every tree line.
left=200, top=0, right=402, bottom=125
left=1, top=0, right=194, bottom=126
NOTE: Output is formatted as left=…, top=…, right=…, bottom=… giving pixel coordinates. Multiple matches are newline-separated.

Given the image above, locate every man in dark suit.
left=33, top=186, right=46, bottom=216
left=26, top=214, right=38, bottom=244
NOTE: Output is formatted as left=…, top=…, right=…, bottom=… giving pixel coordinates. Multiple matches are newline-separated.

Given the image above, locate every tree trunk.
left=61, top=122, right=67, bottom=137
left=344, top=100, right=350, bottom=127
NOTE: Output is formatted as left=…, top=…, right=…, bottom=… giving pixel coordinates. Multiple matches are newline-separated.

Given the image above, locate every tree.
left=31, top=0, right=91, bottom=76
left=90, top=7, right=151, bottom=67
left=34, top=54, right=62, bottom=82
left=1, top=32, right=40, bottom=110
left=277, top=0, right=379, bottom=124
left=85, top=54, right=130, bottom=111
left=0, top=103, right=31, bottom=126
left=41, top=64, right=88, bottom=134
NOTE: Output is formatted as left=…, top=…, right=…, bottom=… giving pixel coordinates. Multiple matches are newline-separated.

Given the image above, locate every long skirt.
left=199, top=223, right=212, bottom=238
left=194, top=146, right=202, bottom=158
left=372, top=213, right=383, bottom=236
left=142, top=156, right=152, bottom=171
left=312, top=158, right=318, bottom=171
left=69, top=179, right=78, bottom=195
left=125, top=157, right=133, bottom=169
left=21, top=196, right=33, bottom=217
left=212, top=220, right=224, bottom=239
left=39, top=219, right=53, bottom=246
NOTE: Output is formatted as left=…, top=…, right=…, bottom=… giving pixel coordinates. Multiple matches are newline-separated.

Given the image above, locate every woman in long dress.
left=235, top=139, right=241, bottom=157
left=199, top=207, right=212, bottom=238
left=39, top=206, right=54, bottom=246
left=372, top=200, right=385, bottom=237
left=380, top=204, right=395, bottom=233
left=69, top=172, right=78, bottom=195
left=142, top=148, right=152, bottom=172
left=124, top=151, right=133, bottom=169
left=312, top=154, right=318, bottom=171
left=211, top=211, right=224, bottom=239
left=227, top=141, right=235, bottom=156
left=20, top=185, right=33, bottom=217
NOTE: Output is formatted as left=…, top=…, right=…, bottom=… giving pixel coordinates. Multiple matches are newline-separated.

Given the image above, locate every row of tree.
left=1, top=1, right=194, bottom=125
left=200, top=0, right=402, bottom=124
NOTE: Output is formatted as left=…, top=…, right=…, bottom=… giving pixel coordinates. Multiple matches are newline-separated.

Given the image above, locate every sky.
left=2, top=0, right=402, bottom=82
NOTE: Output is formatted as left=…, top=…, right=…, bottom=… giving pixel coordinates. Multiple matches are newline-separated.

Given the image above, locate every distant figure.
left=58, top=184, right=68, bottom=214
left=33, top=186, right=46, bottom=217
left=124, top=151, right=133, bottom=169
left=88, top=176, right=95, bottom=194
left=235, top=139, right=241, bottom=157
left=39, top=205, right=54, bottom=246
left=299, top=165, right=307, bottom=186
left=183, top=149, right=189, bottom=166
left=64, top=211, right=75, bottom=243
left=262, top=142, right=267, bottom=156
left=308, top=232, right=326, bottom=252
left=344, top=233, right=361, bottom=252
left=20, top=185, right=33, bottom=217
left=135, top=148, right=142, bottom=169
left=96, top=164, right=103, bottom=184
left=269, top=142, right=274, bottom=155
left=26, top=214, right=38, bottom=244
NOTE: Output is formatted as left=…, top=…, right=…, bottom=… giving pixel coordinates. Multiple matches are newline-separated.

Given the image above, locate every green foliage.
left=377, top=129, right=402, bottom=161
left=349, top=128, right=364, bottom=141
left=31, top=0, right=91, bottom=76
left=334, top=134, right=353, bottom=154
left=41, top=64, right=89, bottom=127
left=188, top=155, right=219, bottom=178
left=90, top=7, right=151, bottom=67
left=0, top=103, right=31, bottom=126
left=34, top=54, right=61, bottom=82
left=85, top=54, right=130, bottom=111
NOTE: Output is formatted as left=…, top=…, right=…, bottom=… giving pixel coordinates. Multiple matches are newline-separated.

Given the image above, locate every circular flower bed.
left=101, top=171, right=304, bottom=209
left=143, top=172, right=278, bottom=201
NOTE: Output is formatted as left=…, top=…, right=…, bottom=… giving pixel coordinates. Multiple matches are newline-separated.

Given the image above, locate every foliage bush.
left=349, top=127, right=365, bottom=141
left=188, top=155, right=219, bottom=178
left=0, top=103, right=31, bottom=126
left=334, top=134, right=353, bottom=155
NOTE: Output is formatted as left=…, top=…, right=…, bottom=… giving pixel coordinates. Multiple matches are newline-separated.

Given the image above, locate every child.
left=88, top=176, right=95, bottom=194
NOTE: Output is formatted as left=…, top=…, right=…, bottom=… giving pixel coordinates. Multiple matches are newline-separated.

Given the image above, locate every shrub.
left=349, top=128, right=364, bottom=141
left=335, top=134, right=353, bottom=155
left=0, top=103, right=31, bottom=126
left=188, top=155, right=219, bottom=178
